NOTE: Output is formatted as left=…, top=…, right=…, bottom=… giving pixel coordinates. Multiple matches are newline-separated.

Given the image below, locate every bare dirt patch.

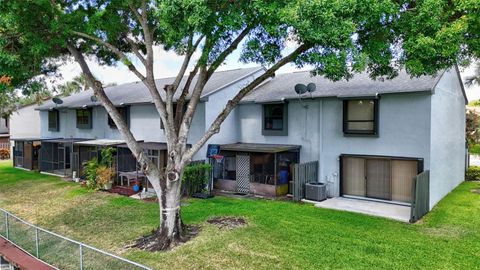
left=471, top=189, right=480, bottom=194
left=207, top=217, right=247, bottom=229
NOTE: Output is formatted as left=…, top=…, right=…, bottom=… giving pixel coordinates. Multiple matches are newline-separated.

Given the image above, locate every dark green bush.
left=182, top=163, right=212, bottom=196
left=466, top=166, right=480, bottom=181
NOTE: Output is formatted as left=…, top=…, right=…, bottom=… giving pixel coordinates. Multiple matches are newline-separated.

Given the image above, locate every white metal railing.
left=0, top=208, right=152, bottom=270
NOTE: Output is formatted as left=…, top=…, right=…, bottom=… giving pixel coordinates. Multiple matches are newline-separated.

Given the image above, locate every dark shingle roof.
left=37, top=67, right=262, bottom=110
left=242, top=69, right=444, bottom=103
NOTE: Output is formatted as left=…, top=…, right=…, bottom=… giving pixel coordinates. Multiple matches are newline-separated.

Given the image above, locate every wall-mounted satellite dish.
left=307, top=83, right=316, bottom=93
left=52, top=97, right=63, bottom=105
left=294, top=84, right=308, bottom=95
left=90, top=95, right=98, bottom=102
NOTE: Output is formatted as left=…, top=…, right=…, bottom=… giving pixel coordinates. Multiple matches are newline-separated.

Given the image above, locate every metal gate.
left=236, top=154, right=250, bottom=193
left=410, top=170, right=430, bottom=222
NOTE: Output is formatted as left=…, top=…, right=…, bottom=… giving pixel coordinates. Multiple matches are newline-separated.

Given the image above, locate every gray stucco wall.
left=238, top=91, right=433, bottom=197
left=429, top=68, right=466, bottom=208
left=10, top=104, right=40, bottom=138
left=0, top=117, right=8, bottom=134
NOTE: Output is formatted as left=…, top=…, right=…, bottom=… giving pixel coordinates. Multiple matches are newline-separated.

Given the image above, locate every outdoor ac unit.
left=305, top=182, right=327, bottom=201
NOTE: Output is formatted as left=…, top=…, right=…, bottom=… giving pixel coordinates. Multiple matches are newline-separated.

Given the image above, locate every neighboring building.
left=11, top=66, right=467, bottom=215
left=9, top=103, right=41, bottom=139
left=0, top=116, right=9, bottom=144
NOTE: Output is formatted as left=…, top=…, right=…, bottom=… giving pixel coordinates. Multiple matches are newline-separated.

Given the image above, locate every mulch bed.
left=207, top=217, right=247, bottom=229
left=108, top=186, right=137, bottom=196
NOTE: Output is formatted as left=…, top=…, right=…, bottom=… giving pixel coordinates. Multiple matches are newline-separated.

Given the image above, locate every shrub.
left=466, top=166, right=480, bottom=181
left=466, top=110, right=480, bottom=147
left=96, top=165, right=115, bottom=188
left=0, top=148, right=10, bottom=160
left=83, top=158, right=99, bottom=189
left=182, top=163, right=212, bottom=196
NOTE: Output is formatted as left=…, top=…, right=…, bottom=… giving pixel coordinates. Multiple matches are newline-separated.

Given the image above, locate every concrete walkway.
left=314, top=197, right=411, bottom=222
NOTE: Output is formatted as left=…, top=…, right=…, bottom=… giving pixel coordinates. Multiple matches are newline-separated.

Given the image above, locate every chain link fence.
left=0, top=208, right=151, bottom=270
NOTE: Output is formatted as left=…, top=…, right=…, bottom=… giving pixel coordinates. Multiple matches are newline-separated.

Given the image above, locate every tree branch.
left=206, top=26, right=252, bottom=79
left=182, top=44, right=310, bottom=163
left=66, top=43, right=158, bottom=186
left=126, top=37, right=146, bottom=66
left=176, top=29, right=252, bottom=146
left=71, top=31, right=146, bottom=81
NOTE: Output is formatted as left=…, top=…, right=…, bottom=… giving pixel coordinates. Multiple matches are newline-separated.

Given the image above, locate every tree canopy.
left=1, top=0, right=478, bottom=249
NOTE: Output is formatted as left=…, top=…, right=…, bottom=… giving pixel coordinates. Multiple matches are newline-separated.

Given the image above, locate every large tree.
left=1, top=0, right=478, bottom=250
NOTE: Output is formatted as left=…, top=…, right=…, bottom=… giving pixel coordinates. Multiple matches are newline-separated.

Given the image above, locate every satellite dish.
left=307, top=83, right=316, bottom=93
left=90, top=95, right=98, bottom=102
left=294, top=84, right=307, bottom=95
left=52, top=97, right=63, bottom=105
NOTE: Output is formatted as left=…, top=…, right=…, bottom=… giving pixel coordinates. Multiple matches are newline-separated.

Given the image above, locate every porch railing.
left=0, top=208, right=152, bottom=270
left=410, top=170, right=430, bottom=222
left=0, top=142, right=9, bottom=150
left=292, top=161, right=319, bottom=201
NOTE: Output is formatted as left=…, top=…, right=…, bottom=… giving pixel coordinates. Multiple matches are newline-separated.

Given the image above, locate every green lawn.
left=1, top=160, right=480, bottom=269
left=470, top=144, right=480, bottom=155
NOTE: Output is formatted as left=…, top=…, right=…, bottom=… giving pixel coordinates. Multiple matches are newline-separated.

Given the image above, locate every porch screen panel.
left=366, top=159, right=391, bottom=200
left=391, top=160, right=417, bottom=203
left=24, top=143, right=33, bottom=170
left=342, top=157, right=366, bottom=196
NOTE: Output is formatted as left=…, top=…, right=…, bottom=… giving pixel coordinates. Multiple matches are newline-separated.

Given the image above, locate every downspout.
left=318, top=99, right=322, bottom=184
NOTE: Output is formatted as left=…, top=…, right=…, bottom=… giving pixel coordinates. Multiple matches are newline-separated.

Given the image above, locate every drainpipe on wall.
left=318, top=99, right=323, bottom=184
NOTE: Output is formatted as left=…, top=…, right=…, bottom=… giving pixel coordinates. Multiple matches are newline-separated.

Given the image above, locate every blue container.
left=133, top=185, right=140, bottom=192
left=279, top=170, right=289, bottom=184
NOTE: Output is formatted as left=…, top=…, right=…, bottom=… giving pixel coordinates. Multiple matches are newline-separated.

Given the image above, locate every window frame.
left=108, top=106, right=130, bottom=129
left=262, top=102, right=288, bottom=136
left=48, top=109, right=60, bottom=132
left=76, top=108, right=93, bottom=129
left=342, top=98, right=379, bottom=136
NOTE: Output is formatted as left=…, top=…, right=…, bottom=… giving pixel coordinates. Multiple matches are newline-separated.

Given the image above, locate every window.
left=76, top=109, right=92, bottom=129
left=343, top=99, right=378, bottom=135
left=48, top=110, right=59, bottom=131
left=108, top=107, right=129, bottom=129
left=262, top=103, right=288, bottom=136
left=4, top=117, right=8, bottom=128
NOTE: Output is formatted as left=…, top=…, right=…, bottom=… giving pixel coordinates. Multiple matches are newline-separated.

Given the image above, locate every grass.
left=470, top=144, right=480, bottom=154
left=1, top=160, right=480, bottom=269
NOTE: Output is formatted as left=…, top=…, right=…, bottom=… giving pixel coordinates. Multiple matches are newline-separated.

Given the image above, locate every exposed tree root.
left=128, top=225, right=200, bottom=251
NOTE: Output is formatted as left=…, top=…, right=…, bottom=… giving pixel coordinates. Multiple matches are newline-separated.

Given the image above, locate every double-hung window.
left=76, top=108, right=92, bottom=129
left=262, top=103, right=288, bottom=136
left=343, top=99, right=378, bottom=135
left=48, top=110, right=59, bottom=132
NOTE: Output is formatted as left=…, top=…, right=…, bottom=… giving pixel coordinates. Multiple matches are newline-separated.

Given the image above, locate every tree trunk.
left=142, top=160, right=185, bottom=251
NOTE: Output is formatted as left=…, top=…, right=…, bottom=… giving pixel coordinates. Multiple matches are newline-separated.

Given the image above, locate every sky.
left=57, top=46, right=480, bottom=101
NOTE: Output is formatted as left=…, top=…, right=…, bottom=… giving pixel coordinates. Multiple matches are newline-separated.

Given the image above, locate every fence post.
left=35, top=227, right=39, bottom=258
left=5, top=212, right=8, bottom=239
left=79, top=244, right=83, bottom=270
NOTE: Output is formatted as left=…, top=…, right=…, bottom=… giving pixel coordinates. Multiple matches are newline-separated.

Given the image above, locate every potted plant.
left=96, top=165, right=115, bottom=190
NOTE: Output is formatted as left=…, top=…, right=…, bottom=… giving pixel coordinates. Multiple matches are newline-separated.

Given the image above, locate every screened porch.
left=116, top=142, right=167, bottom=189
left=213, top=143, right=300, bottom=197
left=39, top=138, right=88, bottom=177
left=12, top=138, right=53, bottom=171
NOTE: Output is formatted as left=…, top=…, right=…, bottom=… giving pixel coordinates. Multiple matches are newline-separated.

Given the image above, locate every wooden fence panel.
left=292, top=161, right=319, bottom=201
left=410, top=170, right=430, bottom=223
